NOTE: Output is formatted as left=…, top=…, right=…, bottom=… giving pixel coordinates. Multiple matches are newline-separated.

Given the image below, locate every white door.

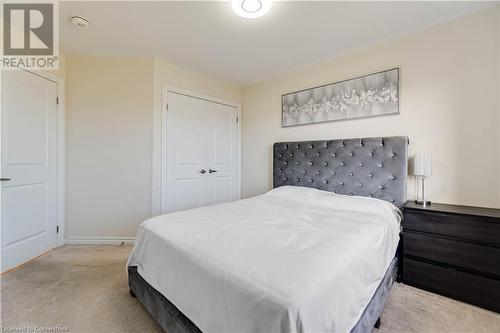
left=1, top=70, right=59, bottom=273
left=165, top=91, right=238, bottom=213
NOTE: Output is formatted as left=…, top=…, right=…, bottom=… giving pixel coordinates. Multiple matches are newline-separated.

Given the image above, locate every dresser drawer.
left=403, top=258, right=500, bottom=313
left=404, top=232, right=500, bottom=277
left=404, top=210, right=500, bottom=247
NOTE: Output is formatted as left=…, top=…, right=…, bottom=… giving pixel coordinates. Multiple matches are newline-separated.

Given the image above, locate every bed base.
left=349, top=257, right=397, bottom=333
left=128, top=266, right=201, bottom=333
left=128, top=257, right=398, bottom=333
left=374, top=318, right=381, bottom=329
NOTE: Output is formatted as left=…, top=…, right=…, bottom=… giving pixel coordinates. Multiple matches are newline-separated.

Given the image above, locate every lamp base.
left=415, top=200, right=431, bottom=207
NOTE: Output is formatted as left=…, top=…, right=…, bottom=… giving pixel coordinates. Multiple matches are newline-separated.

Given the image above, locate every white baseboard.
left=64, top=236, right=135, bottom=245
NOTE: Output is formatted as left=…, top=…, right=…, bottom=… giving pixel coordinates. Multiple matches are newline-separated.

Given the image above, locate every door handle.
left=0, top=178, right=11, bottom=181
left=209, top=169, right=218, bottom=174
left=199, top=169, right=206, bottom=174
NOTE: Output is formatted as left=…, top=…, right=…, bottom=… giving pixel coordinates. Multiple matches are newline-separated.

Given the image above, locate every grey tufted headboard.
left=273, top=136, right=408, bottom=207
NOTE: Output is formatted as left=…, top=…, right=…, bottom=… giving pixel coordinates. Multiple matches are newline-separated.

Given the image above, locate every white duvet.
left=127, top=186, right=401, bottom=333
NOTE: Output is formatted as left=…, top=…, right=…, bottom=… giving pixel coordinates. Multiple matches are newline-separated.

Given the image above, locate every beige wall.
left=65, top=56, right=241, bottom=238
left=65, top=56, right=154, bottom=238
left=153, top=58, right=242, bottom=103
left=63, top=6, right=500, bottom=239
left=38, top=54, right=67, bottom=82
left=498, top=6, right=500, bottom=205
left=45, top=54, right=66, bottom=81
left=241, top=7, right=500, bottom=208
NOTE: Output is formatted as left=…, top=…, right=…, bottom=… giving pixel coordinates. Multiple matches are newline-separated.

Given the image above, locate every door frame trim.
left=152, top=84, right=241, bottom=216
left=24, top=70, right=66, bottom=247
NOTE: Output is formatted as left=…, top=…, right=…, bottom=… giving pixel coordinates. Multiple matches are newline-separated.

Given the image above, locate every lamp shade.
left=413, top=154, right=432, bottom=176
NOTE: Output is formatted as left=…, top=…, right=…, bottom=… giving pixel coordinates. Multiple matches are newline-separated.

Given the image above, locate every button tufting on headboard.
left=273, top=136, right=409, bottom=208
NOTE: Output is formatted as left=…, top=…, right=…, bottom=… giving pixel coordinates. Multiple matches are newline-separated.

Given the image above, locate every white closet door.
left=1, top=70, right=59, bottom=272
left=165, top=91, right=238, bottom=213
left=207, top=102, right=239, bottom=205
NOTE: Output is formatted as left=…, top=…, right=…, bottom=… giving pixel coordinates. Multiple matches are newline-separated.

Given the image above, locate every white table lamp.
left=413, top=154, right=432, bottom=206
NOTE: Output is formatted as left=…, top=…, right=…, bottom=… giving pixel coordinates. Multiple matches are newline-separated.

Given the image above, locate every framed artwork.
left=281, top=68, right=399, bottom=127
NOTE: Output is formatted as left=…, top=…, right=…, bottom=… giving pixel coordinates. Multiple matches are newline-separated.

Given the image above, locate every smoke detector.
left=71, top=15, right=90, bottom=29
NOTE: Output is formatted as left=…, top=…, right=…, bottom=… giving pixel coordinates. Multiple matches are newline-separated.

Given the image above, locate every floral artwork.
left=282, top=68, right=399, bottom=127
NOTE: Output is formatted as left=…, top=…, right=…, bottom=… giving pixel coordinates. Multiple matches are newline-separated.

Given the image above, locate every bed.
left=128, top=136, right=408, bottom=333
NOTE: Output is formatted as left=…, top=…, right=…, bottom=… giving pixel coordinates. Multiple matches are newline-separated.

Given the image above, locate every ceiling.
left=60, top=1, right=494, bottom=84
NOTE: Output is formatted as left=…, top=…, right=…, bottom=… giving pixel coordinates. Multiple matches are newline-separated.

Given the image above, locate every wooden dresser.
left=402, top=202, right=500, bottom=313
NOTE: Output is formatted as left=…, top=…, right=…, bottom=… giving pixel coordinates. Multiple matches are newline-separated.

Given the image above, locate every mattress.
left=127, top=186, right=401, bottom=333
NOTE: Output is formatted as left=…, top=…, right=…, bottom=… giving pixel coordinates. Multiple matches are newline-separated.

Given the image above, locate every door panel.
left=4, top=81, right=47, bottom=165
left=177, top=102, right=200, bottom=165
left=209, top=103, right=238, bottom=205
left=165, top=91, right=238, bottom=213
left=214, top=111, right=232, bottom=165
left=3, top=183, right=47, bottom=246
left=166, top=92, right=210, bottom=212
left=1, top=70, right=58, bottom=272
left=175, top=179, right=201, bottom=211
left=214, top=176, right=232, bottom=204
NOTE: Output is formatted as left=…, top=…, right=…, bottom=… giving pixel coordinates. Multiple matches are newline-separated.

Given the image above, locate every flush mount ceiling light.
left=71, top=15, right=90, bottom=29
left=231, top=0, right=272, bottom=18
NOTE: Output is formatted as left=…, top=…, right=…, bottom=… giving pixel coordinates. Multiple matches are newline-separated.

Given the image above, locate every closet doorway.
left=159, top=88, right=241, bottom=214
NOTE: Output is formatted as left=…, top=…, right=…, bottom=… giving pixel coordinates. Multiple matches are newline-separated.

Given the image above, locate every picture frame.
left=281, top=68, right=400, bottom=127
